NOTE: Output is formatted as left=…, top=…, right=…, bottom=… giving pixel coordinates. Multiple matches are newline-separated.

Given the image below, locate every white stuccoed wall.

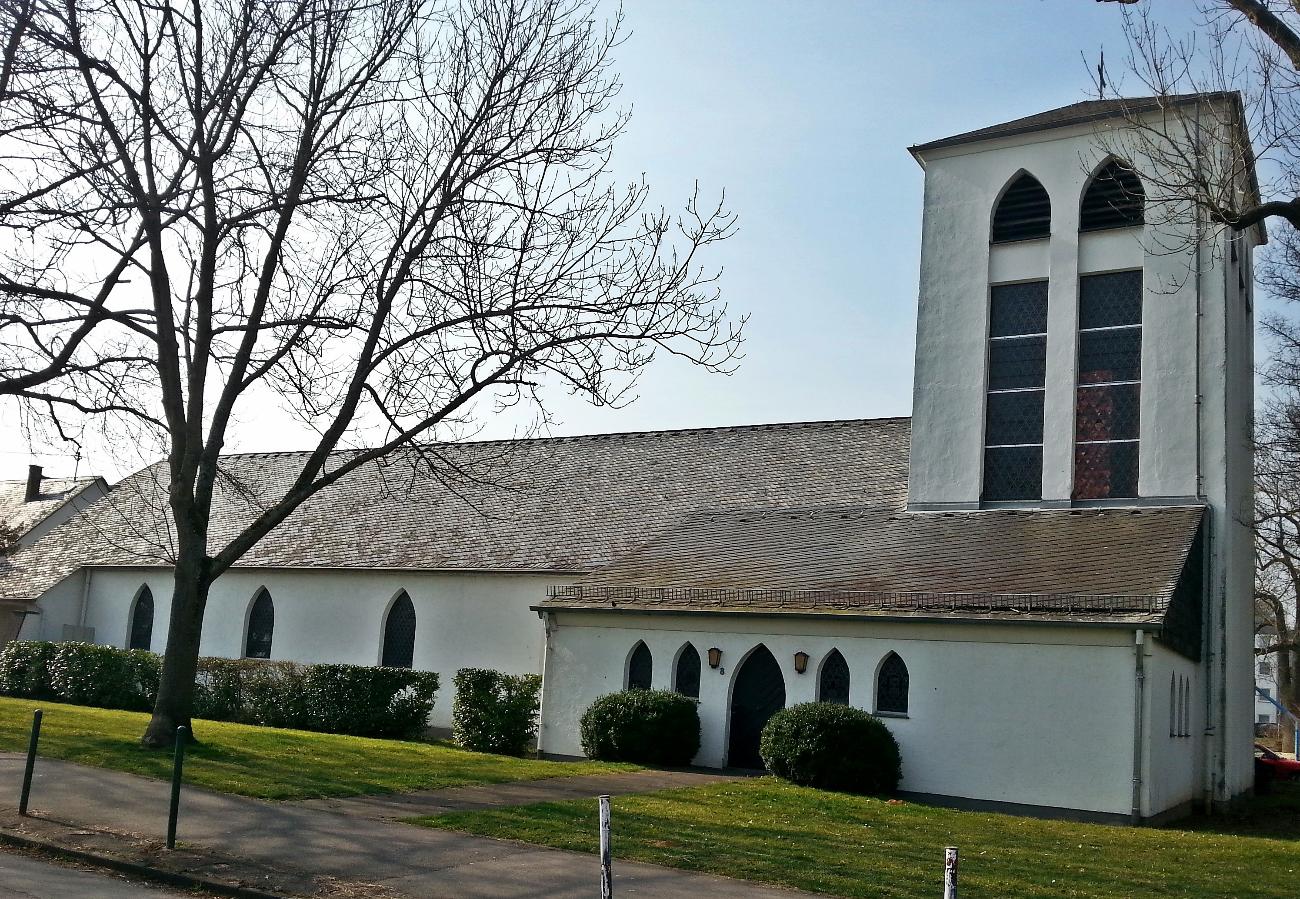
left=25, top=566, right=557, bottom=730
left=539, top=611, right=1145, bottom=818
left=905, top=106, right=1259, bottom=806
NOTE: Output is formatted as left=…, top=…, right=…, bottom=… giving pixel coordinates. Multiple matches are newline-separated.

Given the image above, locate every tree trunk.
left=1283, top=646, right=1300, bottom=751
left=142, top=543, right=209, bottom=748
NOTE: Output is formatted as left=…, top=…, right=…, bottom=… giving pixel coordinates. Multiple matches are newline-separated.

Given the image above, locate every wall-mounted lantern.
left=793, top=651, right=810, bottom=674
left=707, top=647, right=722, bottom=669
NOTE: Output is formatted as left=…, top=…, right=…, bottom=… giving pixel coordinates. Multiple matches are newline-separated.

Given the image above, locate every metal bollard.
left=166, top=726, right=188, bottom=849
left=943, top=846, right=959, bottom=899
left=18, top=709, right=42, bottom=816
left=598, top=794, right=613, bottom=898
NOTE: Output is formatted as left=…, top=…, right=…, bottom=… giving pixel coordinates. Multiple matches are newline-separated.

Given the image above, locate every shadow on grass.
left=1172, top=780, right=1300, bottom=841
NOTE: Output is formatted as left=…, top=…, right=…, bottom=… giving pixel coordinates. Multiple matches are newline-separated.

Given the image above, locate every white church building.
left=0, top=94, right=1259, bottom=824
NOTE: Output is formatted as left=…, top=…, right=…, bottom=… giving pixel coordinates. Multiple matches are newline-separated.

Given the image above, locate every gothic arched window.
left=627, top=641, right=652, bottom=690
left=674, top=643, right=701, bottom=699
left=244, top=588, right=275, bottom=659
left=991, top=172, right=1051, bottom=243
left=128, top=586, right=154, bottom=651
left=381, top=592, right=417, bottom=668
left=876, top=652, right=909, bottom=715
left=819, top=649, right=850, bottom=705
left=1080, top=160, right=1144, bottom=232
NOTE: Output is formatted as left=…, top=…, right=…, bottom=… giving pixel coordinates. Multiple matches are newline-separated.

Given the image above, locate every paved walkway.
left=300, top=768, right=742, bottom=819
left=0, top=755, right=812, bottom=898
left=0, top=848, right=188, bottom=898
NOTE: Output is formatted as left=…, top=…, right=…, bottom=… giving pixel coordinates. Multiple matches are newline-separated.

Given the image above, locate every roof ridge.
left=164, top=416, right=912, bottom=463
left=910, top=91, right=1241, bottom=154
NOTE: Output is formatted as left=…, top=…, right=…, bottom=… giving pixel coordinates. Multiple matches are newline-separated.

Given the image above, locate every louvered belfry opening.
left=991, top=173, right=1051, bottom=243
left=1080, top=160, right=1144, bottom=232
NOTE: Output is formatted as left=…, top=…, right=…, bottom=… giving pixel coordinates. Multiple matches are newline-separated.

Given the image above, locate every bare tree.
left=0, top=0, right=155, bottom=433
left=1254, top=403, right=1300, bottom=745
left=1094, top=1, right=1300, bottom=729
left=0, top=0, right=741, bottom=747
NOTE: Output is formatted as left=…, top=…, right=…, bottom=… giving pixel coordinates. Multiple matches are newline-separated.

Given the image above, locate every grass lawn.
left=0, top=697, right=630, bottom=801
left=416, top=778, right=1300, bottom=898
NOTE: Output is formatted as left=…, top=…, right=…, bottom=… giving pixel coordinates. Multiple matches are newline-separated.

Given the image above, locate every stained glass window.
left=382, top=592, right=417, bottom=668
left=245, top=589, right=274, bottom=659
left=128, top=586, right=153, bottom=651
left=983, top=280, right=1047, bottom=501
left=1074, top=270, right=1141, bottom=500
left=876, top=652, right=909, bottom=715
left=627, top=641, right=652, bottom=690
left=819, top=649, right=850, bottom=705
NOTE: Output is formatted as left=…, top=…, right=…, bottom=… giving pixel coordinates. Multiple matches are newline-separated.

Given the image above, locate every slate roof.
left=909, top=93, right=1239, bottom=155
left=0, top=477, right=104, bottom=545
left=0, top=418, right=911, bottom=602
left=541, top=505, right=1206, bottom=627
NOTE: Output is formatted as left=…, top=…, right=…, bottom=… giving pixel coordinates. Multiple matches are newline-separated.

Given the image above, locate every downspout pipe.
left=535, top=609, right=554, bottom=756
left=1132, top=628, right=1147, bottom=825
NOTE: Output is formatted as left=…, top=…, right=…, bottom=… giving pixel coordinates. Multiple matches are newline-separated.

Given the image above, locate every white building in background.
left=1255, top=630, right=1281, bottom=728
left=0, top=94, right=1260, bottom=824
left=0, top=466, right=107, bottom=641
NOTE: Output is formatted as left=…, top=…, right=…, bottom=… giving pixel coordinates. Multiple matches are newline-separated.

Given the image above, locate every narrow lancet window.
left=819, top=649, right=850, bottom=705
left=674, top=644, right=701, bottom=699
left=128, top=586, right=154, bottom=651
left=245, top=588, right=275, bottom=659
left=382, top=592, right=417, bottom=668
left=876, top=652, right=909, bottom=715
left=627, top=641, right=652, bottom=690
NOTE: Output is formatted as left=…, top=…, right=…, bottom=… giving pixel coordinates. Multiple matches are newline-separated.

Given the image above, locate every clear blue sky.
left=0, top=1, right=1221, bottom=480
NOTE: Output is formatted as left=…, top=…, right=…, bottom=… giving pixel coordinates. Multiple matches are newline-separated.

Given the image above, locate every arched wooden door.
left=728, top=645, right=785, bottom=769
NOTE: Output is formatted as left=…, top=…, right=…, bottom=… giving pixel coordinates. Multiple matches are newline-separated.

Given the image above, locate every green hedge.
left=759, top=702, right=901, bottom=794
left=579, top=689, right=700, bottom=765
left=0, top=641, right=438, bottom=739
left=451, top=668, right=542, bottom=756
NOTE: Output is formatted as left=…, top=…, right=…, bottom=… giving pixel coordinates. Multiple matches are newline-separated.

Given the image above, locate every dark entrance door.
left=728, top=644, right=786, bottom=769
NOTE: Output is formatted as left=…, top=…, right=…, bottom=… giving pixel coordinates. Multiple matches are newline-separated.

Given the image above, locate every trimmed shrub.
left=579, top=689, right=700, bottom=765
left=0, top=641, right=438, bottom=739
left=49, top=642, right=159, bottom=711
left=306, top=664, right=439, bottom=739
left=0, top=640, right=58, bottom=699
left=759, top=702, right=901, bottom=794
left=452, top=668, right=542, bottom=755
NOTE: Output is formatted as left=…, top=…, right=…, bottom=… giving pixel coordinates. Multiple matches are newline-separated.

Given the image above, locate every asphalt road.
left=0, top=849, right=187, bottom=898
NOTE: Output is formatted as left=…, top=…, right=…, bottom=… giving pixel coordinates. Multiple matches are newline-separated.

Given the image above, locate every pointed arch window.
left=674, top=643, right=701, bottom=699
left=819, top=649, right=850, bottom=705
left=992, top=173, right=1051, bottom=243
left=627, top=641, right=652, bottom=690
left=382, top=592, right=417, bottom=668
left=128, top=586, right=154, bottom=651
left=876, top=652, right=909, bottom=715
left=244, top=589, right=275, bottom=659
left=1080, top=160, right=1144, bottom=232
